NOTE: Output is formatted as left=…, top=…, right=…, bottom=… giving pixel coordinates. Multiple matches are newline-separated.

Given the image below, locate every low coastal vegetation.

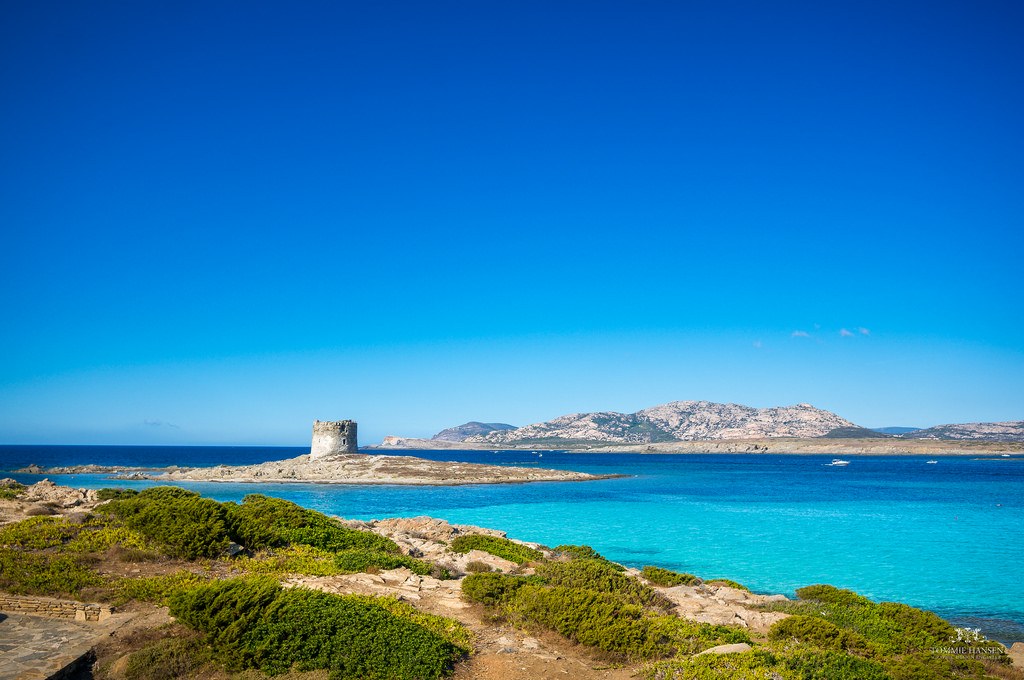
left=641, top=565, right=701, bottom=587
left=170, top=577, right=468, bottom=679
left=449, top=533, right=543, bottom=565
left=1, top=485, right=1018, bottom=680
left=642, top=584, right=1014, bottom=679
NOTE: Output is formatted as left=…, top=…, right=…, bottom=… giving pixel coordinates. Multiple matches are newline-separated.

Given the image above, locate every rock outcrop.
left=467, top=401, right=858, bottom=445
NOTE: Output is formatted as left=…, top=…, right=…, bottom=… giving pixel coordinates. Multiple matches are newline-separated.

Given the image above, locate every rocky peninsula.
left=16, top=453, right=618, bottom=485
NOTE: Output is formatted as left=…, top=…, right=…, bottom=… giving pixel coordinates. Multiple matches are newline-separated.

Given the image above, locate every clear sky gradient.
left=2, top=1, right=1022, bottom=445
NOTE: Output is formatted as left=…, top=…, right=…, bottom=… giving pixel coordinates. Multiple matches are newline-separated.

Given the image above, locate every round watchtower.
left=310, top=420, right=358, bottom=459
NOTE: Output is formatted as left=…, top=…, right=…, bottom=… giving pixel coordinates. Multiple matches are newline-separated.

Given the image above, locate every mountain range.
left=459, top=401, right=857, bottom=445
left=427, top=401, right=1024, bottom=445
left=431, top=422, right=517, bottom=442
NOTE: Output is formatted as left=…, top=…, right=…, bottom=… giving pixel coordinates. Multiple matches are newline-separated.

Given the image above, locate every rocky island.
left=83, top=453, right=617, bottom=485
left=14, top=419, right=618, bottom=485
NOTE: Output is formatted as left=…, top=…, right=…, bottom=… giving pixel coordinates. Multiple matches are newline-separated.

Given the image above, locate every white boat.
left=1002, top=454, right=1011, bottom=458
left=828, top=459, right=850, bottom=466
left=926, top=460, right=938, bottom=464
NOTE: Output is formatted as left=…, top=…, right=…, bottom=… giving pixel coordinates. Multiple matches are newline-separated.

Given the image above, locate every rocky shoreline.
left=14, top=453, right=621, bottom=486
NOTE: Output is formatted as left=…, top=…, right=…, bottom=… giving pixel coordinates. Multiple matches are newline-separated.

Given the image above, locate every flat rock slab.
left=695, top=642, right=753, bottom=656
left=0, top=612, right=98, bottom=680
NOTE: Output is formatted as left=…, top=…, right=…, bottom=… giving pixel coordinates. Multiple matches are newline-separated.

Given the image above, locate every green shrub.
left=461, top=573, right=538, bottom=607
left=117, top=571, right=209, bottom=605
left=536, top=559, right=666, bottom=608
left=465, top=560, right=493, bottom=573
left=121, top=634, right=212, bottom=680
left=705, top=578, right=750, bottom=592
left=0, top=516, right=79, bottom=549
left=511, top=584, right=659, bottom=658
left=509, top=585, right=748, bottom=660
left=647, top=616, right=753, bottom=656
left=0, top=480, right=26, bottom=500
left=96, top=487, right=139, bottom=501
left=795, top=584, right=872, bottom=607
left=102, top=487, right=231, bottom=559
left=170, top=578, right=467, bottom=679
left=333, top=549, right=433, bottom=575
left=765, top=584, right=1008, bottom=675
left=65, top=524, right=155, bottom=554
left=235, top=545, right=343, bottom=577
left=642, top=565, right=701, bottom=587
left=349, top=595, right=473, bottom=651
left=641, top=647, right=891, bottom=680
left=886, top=651, right=990, bottom=680
left=553, top=544, right=625, bottom=570
left=450, top=534, right=543, bottom=565
left=778, top=647, right=892, bottom=679
left=0, top=550, right=103, bottom=597
left=226, top=494, right=398, bottom=554
left=769, top=615, right=873, bottom=656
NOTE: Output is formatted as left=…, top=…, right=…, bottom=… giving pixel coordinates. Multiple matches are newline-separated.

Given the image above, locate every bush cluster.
left=642, top=646, right=891, bottom=680
left=95, top=487, right=139, bottom=501
left=462, top=572, right=541, bottom=606
left=119, top=635, right=212, bottom=680
left=449, top=533, right=543, bottom=565
left=226, top=494, right=399, bottom=554
left=100, top=487, right=232, bottom=559
left=0, top=515, right=80, bottom=550
left=537, top=559, right=667, bottom=608
left=753, top=583, right=1011, bottom=678
left=0, top=480, right=26, bottom=500
left=769, top=615, right=873, bottom=656
left=0, top=550, right=103, bottom=597
left=170, top=577, right=468, bottom=679
left=641, top=565, right=701, bottom=587
left=462, top=567, right=748, bottom=661
left=553, top=544, right=625, bottom=570
left=116, top=571, right=209, bottom=605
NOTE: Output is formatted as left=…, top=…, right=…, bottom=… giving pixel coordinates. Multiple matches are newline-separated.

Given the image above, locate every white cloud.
left=144, top=419, right=180, bottom=429
left=791, top=330, right=810, bottom=338
left=839, top=328, right=854, bottom=337
left=859, top=327, right=871, bottom=336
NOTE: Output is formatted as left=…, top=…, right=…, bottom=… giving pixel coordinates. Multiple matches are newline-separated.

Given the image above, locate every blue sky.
left=2, top=1, right=1022, bottom=445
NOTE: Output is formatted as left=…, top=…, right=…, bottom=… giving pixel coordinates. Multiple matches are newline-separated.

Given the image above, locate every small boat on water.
left=828, top=459, right=850, bottom=467
left=926, top=460, right=938, bottom=464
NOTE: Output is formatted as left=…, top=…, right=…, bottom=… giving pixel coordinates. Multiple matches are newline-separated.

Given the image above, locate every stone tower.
left=310, top=420, right=358, bottom=459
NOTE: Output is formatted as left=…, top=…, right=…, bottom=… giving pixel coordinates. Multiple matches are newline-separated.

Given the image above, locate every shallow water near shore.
left=2, top=445, right=1022, bottom=643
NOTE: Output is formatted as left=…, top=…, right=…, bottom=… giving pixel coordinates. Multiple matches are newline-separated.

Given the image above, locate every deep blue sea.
left=2, top=445, right=1022, bottom=643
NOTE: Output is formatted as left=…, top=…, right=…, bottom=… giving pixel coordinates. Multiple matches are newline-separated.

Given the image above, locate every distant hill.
left=465, top=401, right=858, bottom=446
left=871, top=427, right=923, bottom=435
left=821, top=427, right=892, bottom=439
left=900, top=421, right=1024, bottom=442
left=431, top=421, right=517, bottom=442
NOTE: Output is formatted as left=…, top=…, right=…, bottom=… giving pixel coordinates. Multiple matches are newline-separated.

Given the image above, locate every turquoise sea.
left=2, top=445, right=1022, bottom=643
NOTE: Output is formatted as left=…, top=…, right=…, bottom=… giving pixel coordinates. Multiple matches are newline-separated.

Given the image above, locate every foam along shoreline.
left=15, top=453, right=621, bottom=486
